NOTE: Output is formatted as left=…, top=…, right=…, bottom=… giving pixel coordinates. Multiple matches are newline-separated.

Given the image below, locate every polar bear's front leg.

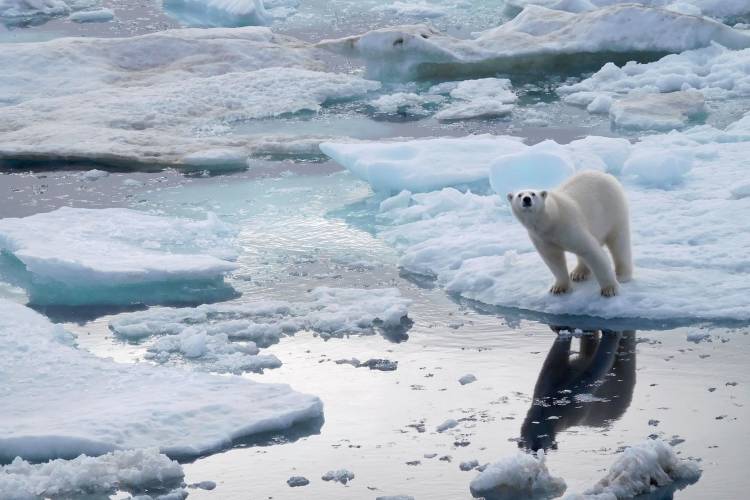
left=578, top=243, right=619, bottom=297
left=533, top=239, right=570, bottom=295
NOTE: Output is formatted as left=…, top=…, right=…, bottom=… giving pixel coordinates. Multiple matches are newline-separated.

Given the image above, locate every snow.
left=68, top=7, right=112, bottom=22
left=433, top=78, right=517, bottom=121
left=558, top=44, right=750, bottom=120
left=565, top=439, right=701, bottom=499
left=610, top=90, right=706, bottom=131
left=322, top=469, right=355, bottom=484
left=0, top=207, right=238, bottom=306
left=0, top=0, right=99, bottom=26
left=469, top=450, right=566, bottom=499
left=321, top=135, right=527, bottom=193
left=0, top=449, right=183, bottom=500
left=370, top=117, right=750, bottom=321
left=109, top=287, right=411, bottom=373
left=0, top=299, right=322, bottom=462
left=162, top=0, right=270, bottom=27
left=317, top=4, right=750, bottom=80
left=0, top=28, right=379, bottom=167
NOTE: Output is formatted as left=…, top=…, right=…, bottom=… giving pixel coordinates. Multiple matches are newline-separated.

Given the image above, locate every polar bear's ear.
left=506, top=193, right=514, bottom=202
left=540, top=190, right=548, bottom=199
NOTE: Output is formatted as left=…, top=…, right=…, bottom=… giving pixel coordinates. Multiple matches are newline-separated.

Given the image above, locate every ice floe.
left=432, top=78, right=517, bottom=121
left=68, top=6, right=112, bottom=23
left=0, top=0, right=99, bottom=26
left=0, top=27, right=379, bottom=167
left=344, top=117, right=750, bottom=321
left=0, top=299, right=322, bottom=462
left=162, top=0, right=271, bottom=27
left=565, top=439, right=701, bottom=499
left=469, top=450, right=566, bottom=499
left=609, top=90, right=706, bottom=131
left=0, top=449, right=183, bottom=500
left=0, top=207, right=238, bottom=306
left=507, top=0, right=750, bottom=21
left=109, top=287, right=411, bottom=372
left=372, top=1, right=449, bottom=19
left=318, top=4, right=750, bottom=80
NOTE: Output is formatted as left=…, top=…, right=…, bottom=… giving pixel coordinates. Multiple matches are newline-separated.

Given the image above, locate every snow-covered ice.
left=162, top=0, right=271, bottom=27
left=68, top=7, right=112, bottom=23
left=363, top=117, right=750, bottom=321
left=609, top=90, right=706, bottom=131
left=432, top=78, right=517, bottom=121
left=0, top=0, right=99, bottom=26
left=109, top=287, right=411, bottom=372
left=565, top=439, right=701, bottom=499
left=507, top=0, right=750, bottom=21
left=0, top=28, right=379, bottom=167
left=318, top=4, right=750, bottom=80
left=0, top=449, right=183, bottom=500
left=0, top=299, right=322, bottom=462
left=0, top=207, right=238, bottom=305
left=370, top=91, right=445, bottom=116
left=469, top=450, right=566, bottom=499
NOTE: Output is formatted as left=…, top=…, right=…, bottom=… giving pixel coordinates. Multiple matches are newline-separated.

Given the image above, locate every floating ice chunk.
left=372, top=1, right=449, bottom=18
left=610, top=90, right=706, bottom=131
left=0, top=0, right=98, bottom=26
left=686, top=331, right=711, bottom=343
left=78, top=168, right=109, bottom=181
left=621, top=150, right=692, bottom=188
left=370, top=92, right=445, bottom=116
left=109, top=288, right=411, bottom=372
left=0, top=207, right=238, bottom=306
left=558, top=44, right=750, bottom=105
left=68, top=7, right=112, bottom=22
left=461, top=460, right=480, bottom=471
left=321, top=469, right=355, bottom=484
left=321, top=135, right=527, bottom=193
left=459, top=374, right=477, bottom=385
left=436, top=419, right=459, bottom=432
left=287, top=476, right=310, bottom=487
left=0, top=449, right=183, bottom=500
left=434, top=78, right=517, bottom=121
left=489, top=146, right=577, bottom=198
left=469, top=450, right=566, bottom=499
left=565, top=136, right=631, bottom=175
left=586, top=94, right=612, bottom=114
left=508, top=0, right=750, bottom=20
left=0, top=300, right=322, bottom=462
left=566, top=439, right=701, bottom=499
left=318, top=5, right=750, bottom=80
left=162, top=0, right=270, bottom=27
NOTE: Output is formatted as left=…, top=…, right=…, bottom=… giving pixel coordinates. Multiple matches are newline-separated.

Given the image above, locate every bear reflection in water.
left=520, top=327, right=636, bottom=451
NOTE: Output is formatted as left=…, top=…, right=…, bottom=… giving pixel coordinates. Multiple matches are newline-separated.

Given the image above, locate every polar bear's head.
left=507, top=190, right=548, bottom=218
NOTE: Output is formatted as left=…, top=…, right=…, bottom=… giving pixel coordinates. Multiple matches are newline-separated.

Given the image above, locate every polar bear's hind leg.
left=570, top=258, right=590, bottom=282
left=607, top=228, right=633, bottom=283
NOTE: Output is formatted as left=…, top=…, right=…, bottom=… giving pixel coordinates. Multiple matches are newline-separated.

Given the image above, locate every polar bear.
left=508, top=171, right=632, bottom=297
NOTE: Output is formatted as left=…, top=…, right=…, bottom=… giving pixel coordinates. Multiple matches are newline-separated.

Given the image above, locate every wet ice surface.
left=1, top=168, right=743, bottom=499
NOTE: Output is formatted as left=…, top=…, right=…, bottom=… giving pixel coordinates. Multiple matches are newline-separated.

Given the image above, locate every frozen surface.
left=469, top=450, right=566, bottom=499
left=0, top=27, right=379, bottom=167
left=0, top=207, right=239, bottom=305
left=0, top=299, right=322, bottom=462
left=508, top=0, right=750, bottom=21
left=0, top=449, right=183, bottom=500
left=0, top=0, right=99, bottom=26
left=371, top=119, right=750, bottom=321
left=565, top=439, right=701, bottom=499
left=318, top=4, right=750, bottom=80
left=162, top=0, right=270, bottom=27
left=609, top=90, right=706, bottom=131
left=109, top=287, right=411, bottom=372
left=433, top=78, right=517, bottom=121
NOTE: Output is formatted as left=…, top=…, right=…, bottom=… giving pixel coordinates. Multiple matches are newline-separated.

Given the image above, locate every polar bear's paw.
left=600, top=284, right=618, bottom=297
left=570, top=269, right=590, bottom=282
left=549, top=283, right=570, bottom=295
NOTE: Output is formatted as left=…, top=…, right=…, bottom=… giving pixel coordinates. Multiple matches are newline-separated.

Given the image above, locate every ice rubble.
left=0, top=0, right=99, bottom=26
left=109, top=287, right=411, bottom=373
left=342, top=117, right=750, bottom=321
left=0, top=449, right=183, bottom=500
left=432, top=78, right=518, bottom=121
left=317, top=4, right=750, bottom=80
left=0, top=28, right=379, bottom=167
left=0, top=207, right=239, bottom=306
left=565, top=439, right=701, bottom=499
left=0, top=299, right=322, bottom=462
left=506, top=0, right=750, bottom=21
left=469, top=450, right=566, bottom=499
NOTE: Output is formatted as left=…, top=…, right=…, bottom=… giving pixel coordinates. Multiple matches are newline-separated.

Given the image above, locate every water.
left=2, top=2, right=750, bottom=499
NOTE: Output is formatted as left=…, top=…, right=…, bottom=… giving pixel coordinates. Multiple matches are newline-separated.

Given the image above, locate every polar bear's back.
left=557, top=171, right=629, bottom=242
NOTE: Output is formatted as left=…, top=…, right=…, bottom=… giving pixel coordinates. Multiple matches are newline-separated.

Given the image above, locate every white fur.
left=508, top=171, right=633, bottom=297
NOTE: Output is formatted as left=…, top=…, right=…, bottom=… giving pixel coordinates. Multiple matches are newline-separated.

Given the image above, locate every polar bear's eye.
left=531, top=193, right=536, bottom=197
left=517, top=193, right=522, bottom=198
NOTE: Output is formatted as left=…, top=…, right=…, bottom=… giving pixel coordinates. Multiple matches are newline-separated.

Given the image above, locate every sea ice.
left=609, top=90, right=706, bottom=131
left=459, top=374, right=477, bottom=385
left=0, top=299, right=322, bottom=462
left=68, top=7, right=112, bottom=23
left=109, top=287, right=411, bottom=372
left=0, top=0, right=99, bottom=26
left=0, top=28, right=379, bottom=167
left=372, top=1, right=449, bottom=18
left=370, top=91, right=445, bottom=116
left=321, top=469, right=355, bottom=484
left=436, top=419, right=459, bottom=432
left=508, top=0, right=750, bottom=21
left=0, top=207, right=239, bottom=306
left=565, top=439, right=701, bottom=499
left=368, top=116, right=750, bottom=321
left=162, top=0, right=271, bottom=27
left=469, top=450, right=566, bottom=499
left=433, top=78, right=517, bottom=121
left=0, top=449, right=183, bottom=500
left=317, top=4, right=750, bottom=80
